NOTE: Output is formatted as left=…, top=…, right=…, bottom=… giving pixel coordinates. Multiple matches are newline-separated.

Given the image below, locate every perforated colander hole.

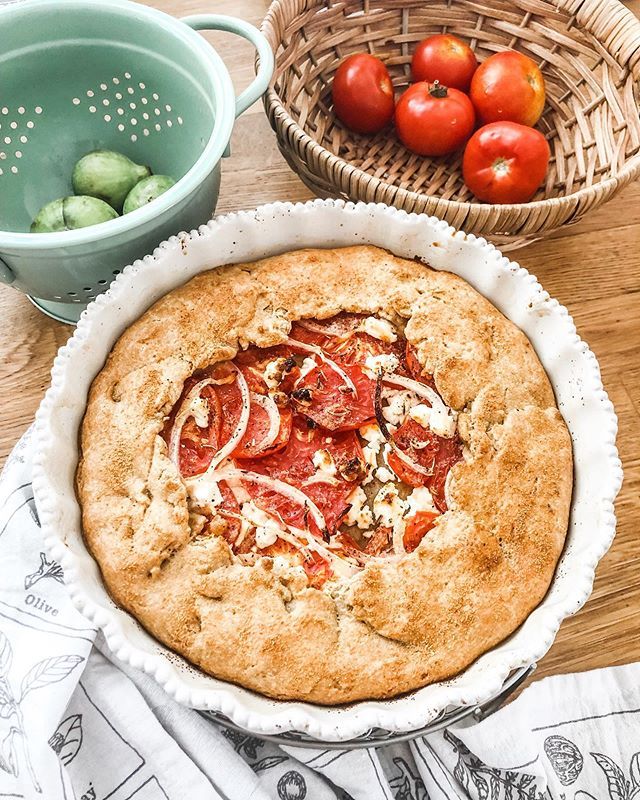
left=129, top=102, right=136, bottom=110
left=86, top=90, right=94, bottom=98
left=15, top=151, right=22, bottom=158
left=102, top=98, right=110, bottom=106
left=9, top=122, right=17, bottom=130
left=67, top=291, right=77, bottom=297
left=104, top=114, right=111, bottom=122
left=35, top=107, right=42, bottom=114
left=3, top=137, right=10, bottom=144
left=143, top=128, right=149, bottom=136
left=124, top=72, right=131, bottom=79
left=127, top=87, right=134, bottom=95
left=139, top=82, right=146, bottom=90
left=26, top=121, right=34, bottom=129
left=117, top=123, right=125, bottom=132
left=10, top=166, right=17, bottom=174
left=17, top=106, right=25, bottom=115
left=130, top=134, right=137, bottom=142
left=112, top=77, right=120, bottom=85
left=89, top=106, right=96, bottom=113
left=72, top=98, right=81, bottom=106
left=100, top=83, right=107, bottom=91
left=98, top=279, right=107, bottom=285
left=177, top=116, right=183, bottom=125
left=152, top=93, right=159, bottom=101
left=141, top=97, right=148, bottom=105
left=19, top=136, right=27, bottom=143
left=1, top=108, right=7, bottom=114
left=112, top=269, right=121, bottom=275
left=115, top=92, right=123, bottom=100
left=142, top=112, right=149, bottom=120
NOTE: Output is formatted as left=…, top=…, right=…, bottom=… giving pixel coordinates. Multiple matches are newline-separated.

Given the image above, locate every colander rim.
left=0, top=0, right=237, bottom=248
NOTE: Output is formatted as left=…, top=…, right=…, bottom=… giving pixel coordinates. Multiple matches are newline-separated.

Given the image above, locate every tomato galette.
left=78, top=246, right=572, bottom=704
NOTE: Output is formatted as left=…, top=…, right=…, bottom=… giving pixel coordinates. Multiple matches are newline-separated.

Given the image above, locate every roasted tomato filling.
left=163, top=313, right=463, bottom=586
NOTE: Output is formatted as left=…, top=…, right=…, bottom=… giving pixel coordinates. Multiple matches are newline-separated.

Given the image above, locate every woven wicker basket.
left=262, top=0, right=640, bottom=248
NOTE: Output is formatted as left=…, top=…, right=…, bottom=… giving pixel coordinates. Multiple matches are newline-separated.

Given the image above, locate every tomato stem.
left=429, top=80, right=449, bottom=98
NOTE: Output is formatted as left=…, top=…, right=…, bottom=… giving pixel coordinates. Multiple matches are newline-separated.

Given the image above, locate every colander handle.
left=181, top=15, right=274, bottom=118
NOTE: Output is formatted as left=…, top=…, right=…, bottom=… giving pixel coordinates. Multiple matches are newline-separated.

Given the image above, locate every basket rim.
left=261, top=0, right=640, bottom=223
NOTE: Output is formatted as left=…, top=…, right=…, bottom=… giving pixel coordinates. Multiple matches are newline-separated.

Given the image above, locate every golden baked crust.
left=77, top=246, right=572, bottom=703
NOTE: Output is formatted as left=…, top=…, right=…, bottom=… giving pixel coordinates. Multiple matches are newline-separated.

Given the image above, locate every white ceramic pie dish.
left=32, top=199, right=622, bottom=742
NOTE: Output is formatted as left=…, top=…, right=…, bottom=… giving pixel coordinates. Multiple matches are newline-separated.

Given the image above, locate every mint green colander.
left=0, top=0, right=273, bottom=323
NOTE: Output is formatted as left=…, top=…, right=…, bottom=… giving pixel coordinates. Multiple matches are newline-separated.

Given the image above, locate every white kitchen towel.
left=1, top=429, right=637, bottom=800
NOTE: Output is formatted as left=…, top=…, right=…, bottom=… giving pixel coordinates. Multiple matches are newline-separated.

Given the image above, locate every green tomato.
left=72, top=150, right=150, bottom=211
left=123, top=175, right=176, bottom=213
left=31, top=196, right=119, bottom=232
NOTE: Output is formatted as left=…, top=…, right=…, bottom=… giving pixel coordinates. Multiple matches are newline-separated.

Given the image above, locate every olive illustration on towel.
left=544, top=735, right=583, bottom=785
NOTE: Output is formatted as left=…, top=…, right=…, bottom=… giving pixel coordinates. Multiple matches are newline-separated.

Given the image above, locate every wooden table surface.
left=1, top=0, right=639, bottom=694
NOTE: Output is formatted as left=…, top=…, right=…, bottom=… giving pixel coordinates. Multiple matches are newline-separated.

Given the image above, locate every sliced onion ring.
left=206, top=467, right=329, bottom=539
left=250, top=392, right=281, bottom=450
left=168, top=377, right=219, bottom=467
left=286, top=337, right=357, bottom=395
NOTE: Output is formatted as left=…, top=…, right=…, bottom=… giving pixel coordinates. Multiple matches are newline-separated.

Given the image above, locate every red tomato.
left=387, top=418, right=463, bottom=511
left=235, top=344, right=299, bottom=395
left=403, top=511, right=438, bottom=553
left=364, top=526, right=392, bottom=556
left=411, top=34, right=478, bottom=92
left=470, top=50, right=545, bottom=127
left=462, top=121, right=550, bottom=204
left=233, top=402, right=293, bottom=459
left=242, top=418, right=365, bottom=533
left=332, top=54, right=395, bottom=134
left=395, top=81, right=475, bottom=156
left=216, top=481, right=242, bottom=543
left=174, top=385, right=221, bottom=477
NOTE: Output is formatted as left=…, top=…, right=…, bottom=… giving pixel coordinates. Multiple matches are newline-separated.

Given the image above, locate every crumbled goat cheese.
left=359, top=316, right=398, bottom=343
left=299, top=356, right=317, bottom=379
left=409, top=402, right=457, bottom=438
left=374, top=465, right=395, bottom=483
left=240, top=501, right=284, bottom=550
left=360, top=423, right=385, bottom=484
left=263, top=357, right=290, bottom=391
left=312, top=448, right=337, bottom=476
left=373, top=483, right=407, bottom=528
left=405, top=486, right=437, bottom=517
left=343, top=486, right=373, bottom=530
left=382, top=390, right=416, bottom=426
left=188, top=394, right=210, bottom=428
left=363, top=353, right=399, bottom=379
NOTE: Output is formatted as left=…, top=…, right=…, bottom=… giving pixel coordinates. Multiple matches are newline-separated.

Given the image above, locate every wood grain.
left=1, top=0, right=639, bottom=697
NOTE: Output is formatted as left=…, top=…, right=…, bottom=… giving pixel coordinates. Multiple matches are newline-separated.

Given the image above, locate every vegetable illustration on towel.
left=0, top=630, right=83, bottom=793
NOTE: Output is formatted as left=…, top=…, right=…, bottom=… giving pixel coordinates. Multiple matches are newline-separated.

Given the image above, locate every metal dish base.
left=200, top=664, right=536, bottom=749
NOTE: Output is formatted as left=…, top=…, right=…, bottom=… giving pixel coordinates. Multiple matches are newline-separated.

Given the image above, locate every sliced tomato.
left=217, top=481, right=242, bottom=544
left=364, top=526, right=393, bottom=556
left=241, top=418, right=365, bottom=533
left=292, top=359, right=374, bottom=431
left=403, top=510, right=438, bottom=553
left=235, top=344, right=299, bottom=394
left=301, top=552, right=333, bottom=589
left=233, top=402, right=293, bottom=460
left=387, top=418, right=463, bottom=512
